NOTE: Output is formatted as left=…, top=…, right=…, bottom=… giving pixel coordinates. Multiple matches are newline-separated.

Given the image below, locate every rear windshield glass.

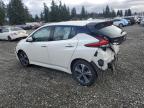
left=98, top=25, right=123, bottom=37
left=87, top=22, right=123, bottom=38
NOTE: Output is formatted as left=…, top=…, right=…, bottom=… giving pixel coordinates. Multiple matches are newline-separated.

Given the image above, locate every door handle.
left=65, top=45, right=74, bottom=47
left=41, top=45, right=47, bottom=47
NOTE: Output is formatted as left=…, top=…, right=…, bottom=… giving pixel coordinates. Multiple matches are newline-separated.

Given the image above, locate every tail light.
left=85, top=36, right=109, bottom=47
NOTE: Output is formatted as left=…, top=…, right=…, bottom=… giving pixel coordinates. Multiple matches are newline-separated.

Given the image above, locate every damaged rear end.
left=86, top=21, right=127, bottom=70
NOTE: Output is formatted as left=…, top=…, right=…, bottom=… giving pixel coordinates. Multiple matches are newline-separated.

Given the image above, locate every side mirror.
left=26, top=37, right=33, bottom=42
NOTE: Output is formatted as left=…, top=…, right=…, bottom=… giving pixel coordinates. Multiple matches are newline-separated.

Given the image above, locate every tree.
left=103, top=5, right=111, bottom=18
left=63, top=5, right=70, bottom=20
left=119, top=10, right=123, bottom=17
left=40, top=12, right=44, bottom=21
left=58, top=3, right=70, bottom=21
left=8, top=0, right=26, bottom=25
left=80, top=6, right=86, bottom=19
left=127, top=9, right=132, bottom=16
left=58, top=1, right=63, bottom=21
left=0, top=0, right=5, bottom=25
left=117, top=10, right=120, bottom=16
left=43, top=3, right=50, bottom=22
left=71, top=7, right=77, bottom=18
left=125, top=10, right=128, bottom=16
left=124, top=9, right=132, bottom=16
left=24, top=6, right=33, bottom=22
left=34, top=14, right=39, bottom=22
left=111, top=10, right=116, bottom=18
left=50, top=0, right=59, bottom=22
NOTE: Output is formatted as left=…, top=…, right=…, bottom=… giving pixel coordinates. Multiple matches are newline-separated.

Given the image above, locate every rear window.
left=87, top=22, right=124, bottom=38
left=98, top=25, right=123, bottom=38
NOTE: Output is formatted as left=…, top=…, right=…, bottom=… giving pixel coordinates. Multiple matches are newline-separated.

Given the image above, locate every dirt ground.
left=0, top=25, right=144, bottom=108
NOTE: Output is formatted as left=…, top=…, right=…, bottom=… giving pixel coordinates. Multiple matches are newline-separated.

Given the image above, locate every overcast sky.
left=3, top=0, right=144, bottom=15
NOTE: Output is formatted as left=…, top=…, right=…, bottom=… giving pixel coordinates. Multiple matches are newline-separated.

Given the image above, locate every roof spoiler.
left=86, top=21, right=113, bottom=30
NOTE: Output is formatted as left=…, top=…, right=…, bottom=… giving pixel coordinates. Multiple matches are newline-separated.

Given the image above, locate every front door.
left=26, top=26, right=52, bottom=64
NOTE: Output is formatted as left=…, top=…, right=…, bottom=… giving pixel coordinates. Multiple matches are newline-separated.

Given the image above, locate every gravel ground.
left=0, top=25, right=144, bottom=108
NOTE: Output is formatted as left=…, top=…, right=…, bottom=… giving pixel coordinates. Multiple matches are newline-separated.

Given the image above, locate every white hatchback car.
left=0, top=26, right=28, bottom=41
left=16, top=20, right=127, bottom=86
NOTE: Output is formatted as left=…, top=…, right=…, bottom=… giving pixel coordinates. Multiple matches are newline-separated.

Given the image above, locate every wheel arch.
left=70, top=58, right=88, bottom=70
left=7, top=35, right=12, bottom=40
left=17, top=49, right=25, bottom=54
left=70, top=58, right=98, bottom=75
left=17, top=49, right=28, bottom=57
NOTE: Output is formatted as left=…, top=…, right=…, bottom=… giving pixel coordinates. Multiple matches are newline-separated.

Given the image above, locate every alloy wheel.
left=18, top=51, right=29, bottom=66
left=74, top=64, right=93, bottom=84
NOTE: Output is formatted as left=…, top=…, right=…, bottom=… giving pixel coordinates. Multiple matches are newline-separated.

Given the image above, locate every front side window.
left=32, top=27, right=51, bottom=42
left=53, top=26, right=71, bottom=41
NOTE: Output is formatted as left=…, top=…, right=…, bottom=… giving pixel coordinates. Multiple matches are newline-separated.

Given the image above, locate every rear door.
left=48, top=26, right=78, bottom=68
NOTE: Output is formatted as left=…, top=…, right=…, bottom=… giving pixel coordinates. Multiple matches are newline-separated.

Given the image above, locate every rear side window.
left=77, top=26, right=90, bottom=34
left=53, top=26, right=77, bottom=41
left=53, top=26, right=71, bottom=41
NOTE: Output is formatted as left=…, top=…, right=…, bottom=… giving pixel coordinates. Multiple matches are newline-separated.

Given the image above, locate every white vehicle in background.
left=0, top=26, right=28, bottom=41
left=16, top=20, right=127, bottom=86
left=113, top=19, right=129, bottom=27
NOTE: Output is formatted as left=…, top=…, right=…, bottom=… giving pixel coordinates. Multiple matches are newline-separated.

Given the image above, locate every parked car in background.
left=140, top=18, right=144, bottom=26
left=124, top=18, right=131, bottom=25
left=16, top=20, right=127, bottom=86
left=0, top=26, right=28, bottom=41
left=113, top=19, right=129, bottom=27
left=124, top=17, right=135, bottom=25
left=136, top=17, right=142, bottom=24
left=16, top=24, right=32, bottom=30
left=26, top=22, right=42, bottom=29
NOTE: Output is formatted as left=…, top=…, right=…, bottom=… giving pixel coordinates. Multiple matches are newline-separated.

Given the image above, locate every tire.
left=119, top=24, right=123, bottom=28
left=8, top=36, right=12, bottom=41
left=18, top=51, right=29, bottom=67
left=72, top=60, right=97, bottom=86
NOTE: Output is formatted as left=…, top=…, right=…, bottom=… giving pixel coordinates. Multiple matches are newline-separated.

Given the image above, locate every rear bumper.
left=92, top=46, right=118, bottom=71
left=91, top=56, right=117, bottom=72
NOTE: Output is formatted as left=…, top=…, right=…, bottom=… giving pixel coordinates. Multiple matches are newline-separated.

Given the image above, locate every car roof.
left=44, top=19, right=107, bottom=27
